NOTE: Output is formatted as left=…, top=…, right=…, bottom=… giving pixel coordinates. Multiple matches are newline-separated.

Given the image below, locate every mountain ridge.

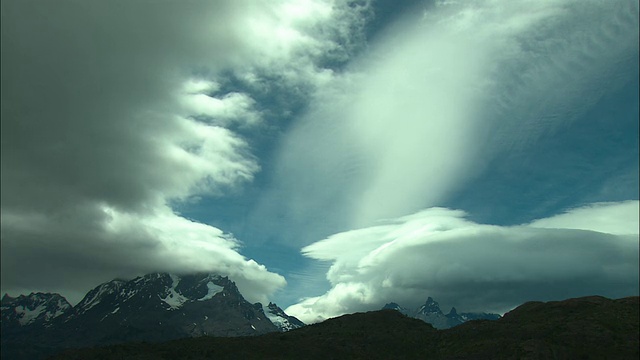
left=1, top=272, right=304, bottom=360
left=382, top=296, right=501, bottom=329
left=50, top=295, right=640, bottom=360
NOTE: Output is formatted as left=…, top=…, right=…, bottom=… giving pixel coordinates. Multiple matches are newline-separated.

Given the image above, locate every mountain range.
left=4, top=273, right=638, bottom=359
left=51, top=295, right=639, bottom=359
left=382, top=297, right=500, bottom=329
left=1, top=273, right=303, bottom=360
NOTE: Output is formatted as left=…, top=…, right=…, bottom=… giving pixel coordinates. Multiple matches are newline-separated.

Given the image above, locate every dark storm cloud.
left=0, top=0, right=309, bottom=303
left=1, top=0, right=376, bottom=305
left=1, top=0, right=259, bottom=213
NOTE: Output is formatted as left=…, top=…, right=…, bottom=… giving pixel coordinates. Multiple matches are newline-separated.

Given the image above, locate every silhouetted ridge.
left=50, top=295, right=639, bottom=360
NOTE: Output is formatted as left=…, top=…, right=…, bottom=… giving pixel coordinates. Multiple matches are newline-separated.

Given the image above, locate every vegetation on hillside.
left=51, top=296, right=639, bottom=360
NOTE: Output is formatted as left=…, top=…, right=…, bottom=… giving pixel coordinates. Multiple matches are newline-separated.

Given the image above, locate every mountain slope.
left=1, top=293, right=72, bottom=329
left=265, top=302, right=305, bottom=332
left=440, top=296, right=639, bottom=359
left=60, top=273, right=278, bottom=344
left=51, top=295, right=639, bottom=360
left=1, top=273, right=301, bottom=360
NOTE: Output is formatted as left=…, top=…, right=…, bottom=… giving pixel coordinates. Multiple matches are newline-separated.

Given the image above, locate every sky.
left=1, top=0, right=638, bottom=324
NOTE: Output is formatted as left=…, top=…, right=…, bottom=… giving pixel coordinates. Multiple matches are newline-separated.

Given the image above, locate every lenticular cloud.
left=286, top=201, right=639, bottom=324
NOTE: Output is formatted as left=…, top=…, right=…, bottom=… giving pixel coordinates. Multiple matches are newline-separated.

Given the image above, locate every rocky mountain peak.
left=1, top=271, right=309, bottom=358
left=265, top=302, right=305, bottom=332
left=418, top=297, right=443, bottom=315
left=1, top=292, right=73, bottom=327
left=382, top=297, right=501, bottom=329
left=2, top=293, right=15, bottom=304
left=382, top=302, right=411, bottom=316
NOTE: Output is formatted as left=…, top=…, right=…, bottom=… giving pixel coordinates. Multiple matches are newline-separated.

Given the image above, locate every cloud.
left=1, top=204, right=285, bottom=305
left=253, top=0, right=639, bottom=246
left=286, top=202, right=640, bottom=324
left=181, top=91, right=261, bottom=127
left=529, top=200, right=639, bottom=236
left=0, top=0, right=369, bottom=303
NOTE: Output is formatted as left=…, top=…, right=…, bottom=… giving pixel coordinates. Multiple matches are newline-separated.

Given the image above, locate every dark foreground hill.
left=53, top=295, right=638, bottom=360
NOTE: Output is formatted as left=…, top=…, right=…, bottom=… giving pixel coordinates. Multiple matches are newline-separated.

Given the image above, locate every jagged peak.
left=267, top=302, right=281, bottom=310
left=266, top=302, right=286, bottom=315
left=1, top=293, right=14, bottom=304
left=3, top=292, right=69, bottom=304
left=264, top=302, right=305, bottom=331
left=418, top=297, right=443, bottom=315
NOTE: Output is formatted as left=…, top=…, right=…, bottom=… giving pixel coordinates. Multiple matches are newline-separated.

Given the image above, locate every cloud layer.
left=2, top=0, right=637, bottom=315
left=0, top=0, right=369, bottom=304
left=286, top=201, right=640, bottom=323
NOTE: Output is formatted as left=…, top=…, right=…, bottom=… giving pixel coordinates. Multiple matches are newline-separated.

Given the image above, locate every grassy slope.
left=52, top=296, right=639, bottom=360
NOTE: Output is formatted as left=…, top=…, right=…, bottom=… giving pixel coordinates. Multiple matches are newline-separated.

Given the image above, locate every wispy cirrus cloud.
left=253, top=0, right=639, bottom=247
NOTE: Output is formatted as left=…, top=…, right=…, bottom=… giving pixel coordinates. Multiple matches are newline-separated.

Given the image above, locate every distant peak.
left=423, top=297, right=439, bottom=306
left=418, top=297, right=443, bottom=315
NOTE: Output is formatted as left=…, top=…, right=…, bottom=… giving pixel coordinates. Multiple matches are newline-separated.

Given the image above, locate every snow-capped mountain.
left=1, top=272, right=305, bottom=360
left=265, top=302, right=305, bottom=332
left=381, top=302, right=411, bottom=316
left=63, top=273, right=280, bottom=341
left=414, top=297, right=451, bottom=329
left=1, top=293, right=72, bottom=328
left=382, top=297, right=501, bottom=329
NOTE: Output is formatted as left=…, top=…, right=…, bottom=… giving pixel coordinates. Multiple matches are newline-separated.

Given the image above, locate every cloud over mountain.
left=287, top=201, right=639, bottom=323
left=0, top=0, right=370, bottom=304
left=2, top=0, right=637, bottom=317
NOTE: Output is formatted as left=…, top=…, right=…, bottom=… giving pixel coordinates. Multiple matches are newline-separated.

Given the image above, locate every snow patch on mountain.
left=52, top=299, right=70, bottom=318
left=382, top=302, right=411, bottom=316
left=16, top=304, right=46, bottom=325
left=77, top=281, right=124, bottom=314
left=119, top=288, right=138, bottom=302
left=160, top=274, right=188, bottom=310
left=265, top=302, right=305, bottom=332
left=198, top=282, right=223, bottom=301
left=265, top=311, right=290, bottom=330
left=2, top=293, right=73, bottom=327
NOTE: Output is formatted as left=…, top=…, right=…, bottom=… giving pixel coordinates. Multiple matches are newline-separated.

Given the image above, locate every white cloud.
left=286, top=202, right=640, bottom=324
left=1, top=0, right=371, bottom=303
left=182, top=79, right=220, bottom=95
left=180, top=91, right=261, bottom=127
left=529, top=201, right=639, bottom=235
left=256, top=0, right=639, bottom=246
left=1, top=203, right=285, bottom=305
